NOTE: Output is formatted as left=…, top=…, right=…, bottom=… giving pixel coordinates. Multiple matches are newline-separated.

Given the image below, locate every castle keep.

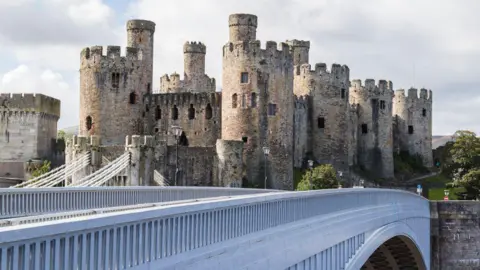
left=73, top=13, right=433, bottom=189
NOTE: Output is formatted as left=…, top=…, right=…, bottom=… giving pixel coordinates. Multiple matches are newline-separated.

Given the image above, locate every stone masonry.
left=74, top=13, right=434, bottom=190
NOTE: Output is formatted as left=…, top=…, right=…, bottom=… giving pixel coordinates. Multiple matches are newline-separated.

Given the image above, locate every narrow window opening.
left=341, top=88, right=346, bottom=98
left=86, top=116, right=93, bottom=131
left=268, top=103, right=277, bottom=116
left=242, top=136, right=248, bottom=143
left=361, top=124, right=368, bottom=134
left=251, top=93, right=257, bottom=108
left=188, top=104, right=195, bottom=120
left=129, top=92, right=136, bottom=104
left=179, top=132, right=189, bottom=146
left=171, top=105, right=179, bottom=120
left=241, top=94, right=246, bottom=108
left=145, top=105, right=149, bottom=112
left=154, top=128, right=159, bottom=133
left=317, top=117, right=325, bottom=129
left=111, top=73, right=120, bottom=89
left=422, top=108, right=427, bottom=117
left=408, top=125, right=414, bottom=134
left=155, top=106, right=161, bottom=120
left=380, top=100, right=386, bottom=110
left=232, top=93, right=238, bottom=108
left=147, top=83, right=151, bottom=94
left=240, top=72, right=249, bottom=83
left=205, top=103, right=213, bottom=119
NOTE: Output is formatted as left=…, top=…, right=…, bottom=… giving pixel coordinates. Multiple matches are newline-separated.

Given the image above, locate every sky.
left=0, top=0, right=479, bottom=135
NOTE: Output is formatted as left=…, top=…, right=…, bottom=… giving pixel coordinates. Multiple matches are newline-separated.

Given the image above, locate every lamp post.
left=338, top=171, right=343, bottom=188
left=308, top=160, right=314, bottom=191
left=262, top=146, right=270, bottom=189
left=171, top=125, right=182, bottom=186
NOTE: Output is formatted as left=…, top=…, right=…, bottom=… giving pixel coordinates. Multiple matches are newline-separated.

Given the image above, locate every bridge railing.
left=0, top=186, right=281, bottom=219
left=0, top=188, right=429, bottom=270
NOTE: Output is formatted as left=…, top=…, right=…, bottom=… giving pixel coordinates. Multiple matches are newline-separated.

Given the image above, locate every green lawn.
left=422, top=174, right=466, bottom=200
left=428, top=187, right=464, bottom=200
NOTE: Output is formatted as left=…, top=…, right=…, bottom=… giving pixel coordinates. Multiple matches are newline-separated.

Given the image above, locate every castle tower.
left=292, top=62, right=350, bottom=178
left=79, top=19, right=155, bottom=145
left=350, top=79, right=395, bottom=178
left=393, top=88, right=433, bottom=167
left=222, top=13, right=294, bottom=190
left=286, top=40, right=310, bottom=66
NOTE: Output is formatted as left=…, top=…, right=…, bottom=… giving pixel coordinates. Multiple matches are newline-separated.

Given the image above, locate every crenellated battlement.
left=152, top=92, right=221, bottom=107
left=296, top=63, right=350, bottom=77
left=80, top=46, right=141, bottom=68
left=350, top=79, right=393, bottom=90
left=160, top=73, right=216, bottom=93
left=286, top=39, right=310, bottom=48
left=184, top=41, right=206, bottom=54
left=126, top=19, right=156, bottom=32
left=229, top=14, right=258, bottom=27
left=125, top=135, right=154, bottom=148
left=0, top=93, right=60, bottom=117
left=223, top=40, right=292, bottom=61
left=350, top=79, right=394, bottom=101
left=394, top=88, right=433, bottom=101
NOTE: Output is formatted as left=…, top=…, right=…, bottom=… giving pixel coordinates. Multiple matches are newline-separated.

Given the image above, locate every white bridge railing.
left=0, top=186, right=281, bottom=219
left=0, top=188, right=429, bottom=270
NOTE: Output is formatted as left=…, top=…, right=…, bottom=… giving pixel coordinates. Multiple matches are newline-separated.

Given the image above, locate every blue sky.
left=0, top=0, right=479, bottom=135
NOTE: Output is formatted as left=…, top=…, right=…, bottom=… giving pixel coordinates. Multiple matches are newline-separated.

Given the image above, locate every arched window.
left=86, top=116, right=92, bottom=131
left=251, top=93, right=257, bottom=108
left=188, top=104, right=195, bottom=120
left=129, top=92, right=136, bottom=104
left=232, top=93, right=238, bottom=108
left=205, top=103, right=213, bottom=119
left=171, top=105, right=179, bottom=120
left=422, top=108, right=427, bottom=117
left=155, top=106, right=161, bottom=120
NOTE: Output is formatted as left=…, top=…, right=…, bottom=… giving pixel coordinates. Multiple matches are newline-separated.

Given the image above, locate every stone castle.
left=0, top=13, right=433, bottom=189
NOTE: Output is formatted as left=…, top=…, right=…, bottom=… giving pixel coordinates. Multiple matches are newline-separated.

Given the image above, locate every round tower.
left=183, top=41, right=206, bottom=91
left=286, top=40, right=310, bottom=66
left=228, top=14, right=258, bottom=42
left=350, top=79, right=394, bottom=178
left=222, top=13, right=294, bottom=190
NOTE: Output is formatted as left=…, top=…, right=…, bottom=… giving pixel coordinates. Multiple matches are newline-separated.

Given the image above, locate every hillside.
left=432, top=135, right=454, bottom=149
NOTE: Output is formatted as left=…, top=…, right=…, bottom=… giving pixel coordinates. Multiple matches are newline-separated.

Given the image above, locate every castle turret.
left=393, top=87, right=433, bottom=167
left=350, top=79, right=395, bottom=178
left=286, top=40, right=310, bottom=66
left=127, top=20, right=156, bottom=93
left=222, top=13, right=294, bottom=190
left=228, top=14, right=258, bottom=42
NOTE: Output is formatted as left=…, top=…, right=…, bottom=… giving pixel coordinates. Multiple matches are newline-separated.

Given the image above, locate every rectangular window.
left=341, top=88, right=346, bottom=99
left=111, top=72, right=120, bottom=89
left=240, top=72, right=249, bottom=83
left=408, top=125, right=414, bottom=134
left=317, top=117, right=325, bottom=129
left=268, top=103, right=277, bottom=116
left=361, top=124, right=368, bottom=134
left=422, top=109, right=427, bottom=117
left=380, top=100, right=386, bottom=110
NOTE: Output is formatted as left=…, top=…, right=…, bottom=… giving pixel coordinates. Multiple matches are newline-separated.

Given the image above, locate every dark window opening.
left=145, top=105, right=149, bottom=112
left=86, top=116, right=92, bottom=131
left=251, top=93, right=257, bottom=108
left=142, top=111, right=145, bottom=117
left=188, top=104, right=195, bottom=120
left=171, top=105, right=179, bottom=120
left=111, top=72, right=120, bottom=89
left=155, top=106, right=161, bottom=120
left=147, top=83, right=151, bottom=94
left=317, top=117, right=325, bottom=129
left=268, top=103, right=277, bottom=116
left=408, top=125, right=414, bottom=134
left=242, top=136, right=248, bottom=143
left=422, top=108, right=427, bottom=117
left=129, top=92, right=136, bottom=104
left=380, top=100, right=386, bottom=110
left=341, top=88, right=346, bottom=98
left=179, top=132, right=189, bottom=146
left=241, top=94, right=246, bottom=108
left=205, top=103, right=213, bottom=119
left=240, top=72, right=249, bottom=83
left=232, top=93, right=238, bottom=108
left=361, top=124, right=368, bottom=134
left=154, top=128, right=159, bottom=133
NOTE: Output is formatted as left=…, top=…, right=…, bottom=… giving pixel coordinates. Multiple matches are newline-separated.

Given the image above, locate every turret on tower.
left=228, top=14, right=258, bottom=42
left=286, top=40, right=310, bottom=66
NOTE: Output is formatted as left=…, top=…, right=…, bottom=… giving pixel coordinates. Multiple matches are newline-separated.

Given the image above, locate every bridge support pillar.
left=126, top=135, right=154, bottom=186
left=70, top=136, right=91, bottom=185
left=215, top=139, right=244, bottom=187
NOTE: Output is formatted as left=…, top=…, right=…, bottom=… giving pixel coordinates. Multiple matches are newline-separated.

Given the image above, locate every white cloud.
left=0, top=65, right=78, bottom=129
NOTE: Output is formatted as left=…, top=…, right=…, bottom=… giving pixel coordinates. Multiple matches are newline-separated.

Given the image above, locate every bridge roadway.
left=0, top=187, right=430, bottom=270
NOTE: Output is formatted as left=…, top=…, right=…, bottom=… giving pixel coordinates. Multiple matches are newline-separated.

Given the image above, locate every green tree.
left=30, top=160, right=51, bottom=179
left=57, top=130, right=66, bottom=139
left=296, top=164, right=339, bottom=191
left=449, top=130, right=480, bottom=198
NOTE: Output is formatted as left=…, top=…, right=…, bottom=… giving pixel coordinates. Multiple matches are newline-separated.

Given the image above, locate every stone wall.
left=431, top=201, right=480, bottom=270
left=293, top=95, right=309, bottom=168
left=222, top=13, right=294, bottom=190
left=160, top=42, right=216, bottom=93
left=393, top=88, right=433, bottom=167
left=215, top=139, right=244, bottom=187
left=350, top=79, right=394, bottom=178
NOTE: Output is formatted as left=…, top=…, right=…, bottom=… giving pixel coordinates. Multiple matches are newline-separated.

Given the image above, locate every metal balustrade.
left=0, top=186, right=282, bottom=219
left=0, top=188, right=429, bottom=270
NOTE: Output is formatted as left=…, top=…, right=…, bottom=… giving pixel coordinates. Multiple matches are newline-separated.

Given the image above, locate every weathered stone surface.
left=215, top=139, right=244, bottom=187
left=431, top=201, right=480, bottom=270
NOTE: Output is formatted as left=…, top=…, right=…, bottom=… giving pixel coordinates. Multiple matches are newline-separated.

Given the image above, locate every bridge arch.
left=347, top=222, right=429, bottom=270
